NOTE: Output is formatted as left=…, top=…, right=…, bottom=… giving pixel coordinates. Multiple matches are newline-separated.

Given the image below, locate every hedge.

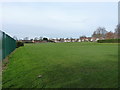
left=16, top=41, right=24, bottom=48
left=97, top=39, right=120, bottom=43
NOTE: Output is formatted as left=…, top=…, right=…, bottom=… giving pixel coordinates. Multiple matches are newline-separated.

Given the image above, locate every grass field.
left=2, top=42, right=118, bottom=88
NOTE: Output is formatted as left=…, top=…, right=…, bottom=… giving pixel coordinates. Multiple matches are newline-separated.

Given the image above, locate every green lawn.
left=2, top=42, right=118, bottom=88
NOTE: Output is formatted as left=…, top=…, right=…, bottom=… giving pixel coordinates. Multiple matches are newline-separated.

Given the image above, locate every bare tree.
left=13, top=36, right=18, bottom=41
left=92, top=27, right=108, bottom=38
left=80, top=35, right=86, bottom=42
left=24, top=37, right=29, bottom=40
left=70, top=37, right=73, bottom=42
left=34, top=37, right=39, bottom=41
left=39, top=37, right=43, bottom=41
left=114, top=24, right=120, bottom=39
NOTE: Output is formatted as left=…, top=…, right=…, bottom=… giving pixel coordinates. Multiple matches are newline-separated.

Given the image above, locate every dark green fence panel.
left=0, top=31, right=2, bottom=61
left=0, top=31, right=16, bottom=60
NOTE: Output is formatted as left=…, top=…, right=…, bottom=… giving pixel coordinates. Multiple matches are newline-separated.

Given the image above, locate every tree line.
left=80, top=24, right=120, bottom=39
left=13, top=24, right=120, bottom=41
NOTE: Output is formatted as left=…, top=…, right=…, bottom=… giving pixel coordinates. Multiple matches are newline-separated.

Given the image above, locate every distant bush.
left=48, top=40, right=55, bottom=43
left=43, top=38, right=48, bottom=41
left=97, top=39, right=120, bottom=43
left=16, top=41, right=24, bottom=48
left=24, top=41, right=33, bottom=43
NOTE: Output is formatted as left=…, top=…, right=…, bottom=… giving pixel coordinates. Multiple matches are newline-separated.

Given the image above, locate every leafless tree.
left=114, top=24, right=120, bottom=39
left=92, top=27, right=108, bottom=38
left=24, top=37, right=29, bottom=40
left=80, top=35, right=86, bottom=42
left=13, top=36, right=18, bottom=41
left=34, top=37, right=39, bottom=41
left=39, top=37, right=43, bottom=41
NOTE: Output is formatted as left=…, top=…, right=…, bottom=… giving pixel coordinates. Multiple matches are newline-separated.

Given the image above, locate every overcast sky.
left=1, top=2, right=118, bottom=39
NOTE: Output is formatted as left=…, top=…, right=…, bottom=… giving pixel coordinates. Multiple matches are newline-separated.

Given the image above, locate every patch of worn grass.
left=2, top=42, right=118, bottom=88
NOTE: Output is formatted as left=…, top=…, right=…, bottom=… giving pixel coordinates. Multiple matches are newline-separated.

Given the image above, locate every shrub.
left=97, top=39, right=120, bottom=43
left=43, top=38, right=48, bottom=41
left=16, top=41, right=24, bottom=48
left=48, top=40, right=55, bottom=43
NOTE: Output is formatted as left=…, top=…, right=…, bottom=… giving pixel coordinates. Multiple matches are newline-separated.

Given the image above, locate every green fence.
left=0, top=30, right=16, bottom=60
left=0, top=31, right=2, bottom=61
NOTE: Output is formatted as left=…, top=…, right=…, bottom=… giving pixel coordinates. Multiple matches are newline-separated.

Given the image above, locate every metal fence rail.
left=0, top=31, right=16, bottom=60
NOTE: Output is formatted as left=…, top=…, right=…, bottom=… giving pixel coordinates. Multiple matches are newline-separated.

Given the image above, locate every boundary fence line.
left=0, top=30, right=16, bottom=60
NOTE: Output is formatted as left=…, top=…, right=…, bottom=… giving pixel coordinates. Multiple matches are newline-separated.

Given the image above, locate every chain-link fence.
left=0, top=30, right=16, bottom=60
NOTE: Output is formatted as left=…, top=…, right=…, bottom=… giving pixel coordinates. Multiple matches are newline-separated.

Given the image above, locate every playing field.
left=2, top=42, right=118, bottom=88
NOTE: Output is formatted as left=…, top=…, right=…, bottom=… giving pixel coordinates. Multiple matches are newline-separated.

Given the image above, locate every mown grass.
left=2, top=42, right=118, bottom=88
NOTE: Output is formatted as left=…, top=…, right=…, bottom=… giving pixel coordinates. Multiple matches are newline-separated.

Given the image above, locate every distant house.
left=91, top=37, right=105, bottom=42
left=76, top=39, right=81, bottom=42
left=64, top=38, right=71, bottom=42
left=80, top=37, right=90, bottom=42
left=22, top=36, right=104, bottom=43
